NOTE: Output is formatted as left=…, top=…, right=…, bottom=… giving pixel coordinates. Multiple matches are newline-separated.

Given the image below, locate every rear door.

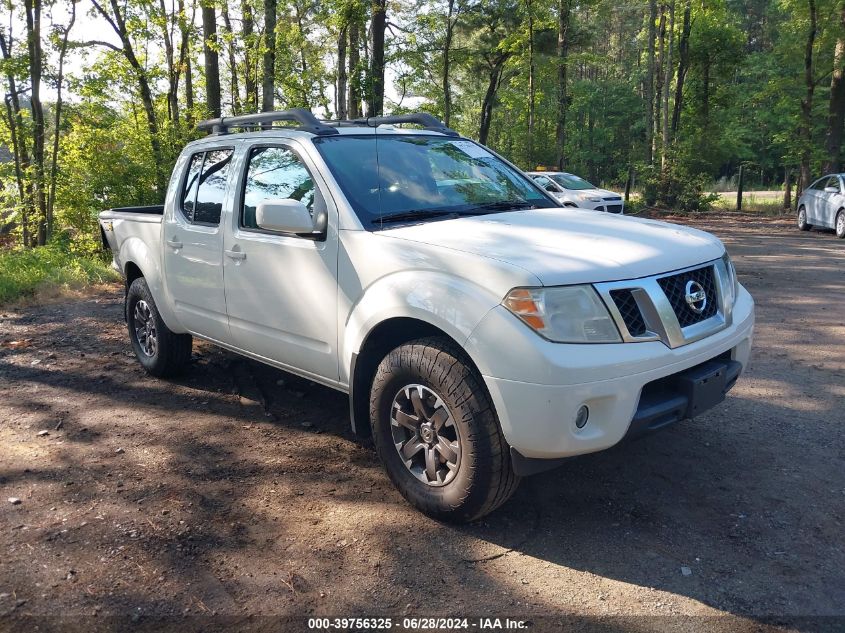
left=163, top=146, right=236, bottom=343
left=222, top=140, right=339, bottom=383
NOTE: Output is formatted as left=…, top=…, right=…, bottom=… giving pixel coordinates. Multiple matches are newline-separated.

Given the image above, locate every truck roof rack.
left=349, top=113, right=459, bottom=136
left=197, top=108, right=339, bottom=136
left=197, top=109, right=458, bottom=137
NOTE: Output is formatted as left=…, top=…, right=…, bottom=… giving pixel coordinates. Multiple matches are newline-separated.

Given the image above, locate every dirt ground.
left=0, top=213, right=843, bottom=632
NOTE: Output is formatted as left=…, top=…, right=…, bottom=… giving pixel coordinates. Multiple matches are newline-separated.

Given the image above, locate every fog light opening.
left=575, top=405, right=589, bottom=429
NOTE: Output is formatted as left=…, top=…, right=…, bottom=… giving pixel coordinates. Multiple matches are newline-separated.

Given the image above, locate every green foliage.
left=639, top=162, right=720, bottom=213
left=0, top=238, right=119, bottom=305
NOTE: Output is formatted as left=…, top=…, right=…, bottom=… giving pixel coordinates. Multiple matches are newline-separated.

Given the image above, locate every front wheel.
left=369, top=337, right=520, bottom=522
left=126, top=277, right=193, bottom=377
left=836, top=210, right=845, bottom=239
left=798, top=206, right=812, bottom=231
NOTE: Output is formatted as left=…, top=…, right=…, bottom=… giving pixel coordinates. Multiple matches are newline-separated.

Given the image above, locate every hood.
left=571, top=187, right=620, bottom=199
left=375, top=208, right=724, bottom=286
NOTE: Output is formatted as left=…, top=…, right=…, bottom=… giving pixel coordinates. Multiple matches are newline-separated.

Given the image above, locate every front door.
left=163, top=147, right=236, bottom=343
left=222, top=142, right=339, bottom=382
left=819, top=176, right=843, bottom=228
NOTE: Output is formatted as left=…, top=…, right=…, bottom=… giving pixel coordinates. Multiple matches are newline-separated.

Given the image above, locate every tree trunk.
left=478, top=54, right=509, bottom=145
left=178, top=0, right=195, bottom=124
left=653, top=3, right=666, bottom=164
left=823, top=0, right=845, bottom=173
left=645, top=0, right=657, bottom=165
left=0, top=29, right=32, bottom=246
left=202, top=3, right=221, bottom=118
left=348, top=20, right=361, bottom=118
left=443, top=0, right=456, bottom=126
left=23, top=0, right=48, bottom=245
left=554, top=0, right=572, bottom=170
left=671, top=0, right=690, bottom=136
left=294, top=3, right=310, bottom=106
left=262, top=0, right=277, bottom=112
left=527, top=0, right=535, bottom=166
left=661, top=0, right=675, bottom=168
left=799, top=0, right=818, bottom=193
left=157, top=0, right=179, bottom=125
left=337, top=24, right=348, bottom=119
left=48, top=0, right=76, bottom=238
left=368, top=0, right=387, bottom=116
left=783, top=167, right=793, bottom=210
left=242, top=0, right=256, bottom=111
left=221, top=5, right=241, bottom=113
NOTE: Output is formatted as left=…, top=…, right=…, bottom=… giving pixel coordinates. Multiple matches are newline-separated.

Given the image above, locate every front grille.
left=609, top=289, right=647, bottom=336
left=606, top=204, right=623, bottom=213
left=603, top=196, right=622, bottom=201
left=657, top=265, right=718, bottom=328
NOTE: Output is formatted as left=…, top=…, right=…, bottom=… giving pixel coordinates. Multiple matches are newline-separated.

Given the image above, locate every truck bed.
left=102, top=205, right=165, bottom=216
left=99, top=206, right=163, bottom=256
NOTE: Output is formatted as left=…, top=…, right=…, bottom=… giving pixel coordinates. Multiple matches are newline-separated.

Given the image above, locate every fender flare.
left=341, top=270, right=502, bottom=434
left=119, top=236, right=184, bottom=332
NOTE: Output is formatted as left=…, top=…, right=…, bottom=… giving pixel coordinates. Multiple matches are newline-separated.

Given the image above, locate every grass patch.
left=712, top=191, right=788, bottom=215
left=0, top=244, right=120, bottom=306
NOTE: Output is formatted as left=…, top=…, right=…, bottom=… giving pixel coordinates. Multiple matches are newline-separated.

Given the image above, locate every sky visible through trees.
left=1, top=0, right=844, bottom=248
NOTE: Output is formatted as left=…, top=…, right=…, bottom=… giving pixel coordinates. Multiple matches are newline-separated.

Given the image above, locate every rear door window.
left=194, top=149, right=234, bottom=225
left=181, top=153, right=204, bottom=222
left=180, top=148, right=234, bottom=226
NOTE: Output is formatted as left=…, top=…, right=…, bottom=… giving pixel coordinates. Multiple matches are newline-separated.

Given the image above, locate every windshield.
left=313, top=135, right=555, bottom=227
left=550, top=173, right=595, bottom=190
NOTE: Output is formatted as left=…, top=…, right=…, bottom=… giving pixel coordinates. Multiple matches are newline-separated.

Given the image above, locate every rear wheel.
left=126, top=277, right=192, bottom=377
left=836, top=210, right=845, bottom=239
left=798, top=205, right=812, bottom=231
left=369, top=337, right=520, bottom=522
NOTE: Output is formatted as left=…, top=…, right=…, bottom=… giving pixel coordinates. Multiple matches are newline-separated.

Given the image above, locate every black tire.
left=798, top=205, right=812, bottom=231
left=369, top=337, right=520, bottom=522
left=126, top=277, right=193, bottom=377
left=836, top=210, right=845, bottom=239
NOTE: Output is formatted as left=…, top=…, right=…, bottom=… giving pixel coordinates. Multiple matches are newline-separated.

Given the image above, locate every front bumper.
left=467, top=286, right=754, bottom=466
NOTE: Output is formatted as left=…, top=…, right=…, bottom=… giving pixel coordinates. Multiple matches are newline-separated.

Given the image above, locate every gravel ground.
left=0, top=213, right=843, bottom=632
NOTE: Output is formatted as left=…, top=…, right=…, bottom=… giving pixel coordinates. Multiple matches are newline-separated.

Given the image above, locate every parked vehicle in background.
left=797, top=174, right=845, bottom=238
left=527, top=171, right=625, bottom=214
left=99, top=109, right=753, bottom=523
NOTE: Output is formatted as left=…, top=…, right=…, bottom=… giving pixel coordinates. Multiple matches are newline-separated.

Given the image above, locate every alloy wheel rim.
left=390, top=384, right=461, bottom=487
left=838, top=214, right=844, bottom=234
left=799, top=208, right=805, bottom=226
left=133, top=300, right=157, bottom=357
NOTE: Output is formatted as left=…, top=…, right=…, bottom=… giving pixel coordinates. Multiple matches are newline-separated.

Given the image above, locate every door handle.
left=225, top=249, right=246, bottom=261
left=166, top=238, right=183, bottom=249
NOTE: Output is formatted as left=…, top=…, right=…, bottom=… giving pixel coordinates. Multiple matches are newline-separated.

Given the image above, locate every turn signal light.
left=503, top=289, right=545, bottom=330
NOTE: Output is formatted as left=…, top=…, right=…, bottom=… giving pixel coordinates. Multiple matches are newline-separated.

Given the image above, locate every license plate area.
left=671, top=361, right=728, bottom=418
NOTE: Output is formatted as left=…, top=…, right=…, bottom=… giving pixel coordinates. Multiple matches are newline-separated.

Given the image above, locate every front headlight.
left=577, top=193, right=602, bottom=202
left=503, top=286, right=621, bottom=343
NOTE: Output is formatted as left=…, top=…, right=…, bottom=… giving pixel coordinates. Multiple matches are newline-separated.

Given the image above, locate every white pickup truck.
left=100, top=109, right=754, bottom=522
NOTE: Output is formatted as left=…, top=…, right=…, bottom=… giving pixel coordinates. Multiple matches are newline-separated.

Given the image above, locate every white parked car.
left=526, top=171, right=624, bottom=213
left=99, top=110, right=754, bottom=522
left=797, top=174, right=845, bottom=238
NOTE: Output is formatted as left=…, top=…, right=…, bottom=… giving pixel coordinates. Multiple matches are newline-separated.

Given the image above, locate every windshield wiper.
left=372, top=201, right=537, bottom=226
left=372, top=209, right=460, bottom=225
left=468, top=200, right=537, bottom=213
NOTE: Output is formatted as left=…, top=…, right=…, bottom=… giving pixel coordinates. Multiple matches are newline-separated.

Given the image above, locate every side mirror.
left=256, top=198, right=314, bottom=233
left=824, top=186, right=839, bottom=194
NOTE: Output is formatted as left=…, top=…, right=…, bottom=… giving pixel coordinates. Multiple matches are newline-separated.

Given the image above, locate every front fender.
left=119, top=236, right=183, bottom=332
left=340, top=270, right=503, bottom=384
